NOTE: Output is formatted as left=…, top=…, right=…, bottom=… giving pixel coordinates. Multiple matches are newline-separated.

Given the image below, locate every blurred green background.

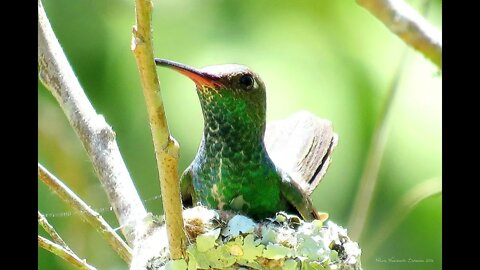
left=38, top=0, right=442, bottom=269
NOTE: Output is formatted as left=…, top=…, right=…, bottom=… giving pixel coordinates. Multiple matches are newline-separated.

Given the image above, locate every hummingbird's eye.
left=239, top=74, right=254, bottom=90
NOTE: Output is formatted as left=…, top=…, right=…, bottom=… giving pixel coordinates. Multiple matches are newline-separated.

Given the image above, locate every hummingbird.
left=155, top=59, right=337, bottom=221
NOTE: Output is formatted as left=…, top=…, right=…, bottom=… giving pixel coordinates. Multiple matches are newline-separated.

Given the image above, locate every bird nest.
left=130, top=206, right=362, bottom=270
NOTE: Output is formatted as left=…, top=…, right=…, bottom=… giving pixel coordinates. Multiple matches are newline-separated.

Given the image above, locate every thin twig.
left=348, top=0, right=435, bottom=241
left=356, top=0, right=441, bottom=68
left=38, top=0, right=147, bottom=245
left=131, top=0, right=186, bottom=260
left=38, top=235, right=97, bottom=270
left=38, top=211, right=71, bottom=251
left=38, top=163, right=133, bottom=264
left=348, top=49, right=409, bottom=241
left=363, top=178, right=441, bottom=260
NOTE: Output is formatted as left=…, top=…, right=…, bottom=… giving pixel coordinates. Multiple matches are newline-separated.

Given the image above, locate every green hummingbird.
left=155, top=59, right=337, bottom=221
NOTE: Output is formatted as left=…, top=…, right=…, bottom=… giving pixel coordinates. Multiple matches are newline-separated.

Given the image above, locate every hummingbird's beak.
left=155, top=58, right=223, bottom=88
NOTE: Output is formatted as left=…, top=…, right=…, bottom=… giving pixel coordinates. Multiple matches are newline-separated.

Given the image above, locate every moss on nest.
left=134, top=206, right=362, bottom=270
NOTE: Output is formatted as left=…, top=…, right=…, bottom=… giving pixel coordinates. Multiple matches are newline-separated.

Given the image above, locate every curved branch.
left=38, top=164, right=132, bottom=264
left=39, top=236, right=97, bottom=270
left=363, top=178, right=441, bottom=260
left=38, top=0, right=147, bottom=245
left=131, top=0, right=186, bottom=260
left=356, top=0, right=442, bottom=68
left=38, top=211, right=71, bottom=251
left=348, top=50, right=409, bottom=240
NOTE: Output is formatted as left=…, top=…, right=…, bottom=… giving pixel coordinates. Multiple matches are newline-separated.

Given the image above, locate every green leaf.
left=225, top=236, right=244, bottom=257
left=164, top=259, right=187, bottom=270
left=187, top=255, right=197, bottom=270
left=236, top=259, right=263, bottom=270
left=284, top=259, right=298, bottom=270
left=260, top=226, right=278, bottom=244
left=187, top=244, right=214, bottom=269
left=215, top=242, right=238, bottom=268
left=297, top=236, right=321, bottom=260
left=329, top=250, right=339, bottom=262
left=263, top=243, right=292, bottom=259
left=241, top=234, right=265, bottom=262
left=308, top=261, right=328, bottom=270
left=196, top=228, right=221, bottom=252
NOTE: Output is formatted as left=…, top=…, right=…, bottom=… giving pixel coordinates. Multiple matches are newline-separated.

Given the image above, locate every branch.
left=131, top=0, right=186, bottom=260
left=363, top=178, right=441, bottom=260
left=39, top=236, right=97, bottom=270
left=38, top=211, right=71, bottom=251
left=356, top=0, right=442, bottom=68
left=348, top=49, right=409, bottom=240
left=38, top=164, right=133, bottom=264
left=348, top=0, right=436, bottom=241
left=38, top=0, right=147, bottom=245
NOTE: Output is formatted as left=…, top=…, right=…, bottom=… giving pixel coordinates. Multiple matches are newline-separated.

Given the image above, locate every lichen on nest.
left=138, top=206, right=362, bottom=270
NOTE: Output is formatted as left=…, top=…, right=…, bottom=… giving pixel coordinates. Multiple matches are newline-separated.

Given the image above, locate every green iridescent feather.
left=156, top=59, right=336, bottom=221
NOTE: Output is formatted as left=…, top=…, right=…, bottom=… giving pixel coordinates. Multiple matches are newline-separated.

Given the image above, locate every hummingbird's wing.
left=278, top=171, right=326, bottom=221
left=265, top=111, right=338, bottom=196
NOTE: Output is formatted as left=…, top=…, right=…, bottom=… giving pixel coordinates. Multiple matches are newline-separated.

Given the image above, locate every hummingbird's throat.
left=196, top=81, right=268, bottom=167
left=201, top=108, right=267, bottom=165
left=196, top=84, right=218, bottom=95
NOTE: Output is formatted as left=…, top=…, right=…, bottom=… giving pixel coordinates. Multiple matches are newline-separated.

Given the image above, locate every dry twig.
left=356, top=0, right=442, bottom=68
left=38, top=236, right=97, bottom=270
left=131, top=0, right=186, bottom=260
left=38, top=0, right=147, bottom=245
left=38, top=164, right=132, bottom=263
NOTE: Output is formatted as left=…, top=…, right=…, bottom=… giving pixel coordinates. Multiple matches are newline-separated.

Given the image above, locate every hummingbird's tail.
left=265, top=111, right=338, bottom=195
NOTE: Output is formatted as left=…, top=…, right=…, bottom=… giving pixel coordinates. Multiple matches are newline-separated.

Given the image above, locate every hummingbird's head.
left=156, top=59, right=267, bottom=139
